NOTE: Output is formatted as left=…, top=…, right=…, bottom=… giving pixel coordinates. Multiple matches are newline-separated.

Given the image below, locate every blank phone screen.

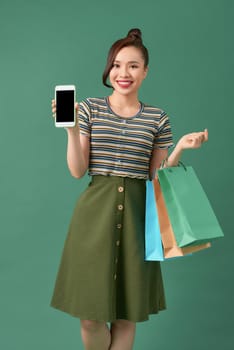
left=56, top=90, right=74, bottom=122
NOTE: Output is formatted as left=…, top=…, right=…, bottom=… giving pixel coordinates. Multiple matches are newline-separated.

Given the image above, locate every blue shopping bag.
left=145, top=180, right=164, bottom=261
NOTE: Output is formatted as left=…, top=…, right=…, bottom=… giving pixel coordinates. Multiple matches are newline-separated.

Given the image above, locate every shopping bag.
left=145, top=180, right=164, bottom=261
left=153, top=178, right=211, bottom=258
left=157, top=164, right=224, bottom=248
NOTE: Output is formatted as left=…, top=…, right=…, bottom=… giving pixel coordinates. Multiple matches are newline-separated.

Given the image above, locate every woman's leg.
left=109, top=319, right=136, bottom=350
left=80, top=320, right=111, bottom=350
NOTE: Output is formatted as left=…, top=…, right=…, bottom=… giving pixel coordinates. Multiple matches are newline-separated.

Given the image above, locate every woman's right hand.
left=51, top=99, right=89, bottom=178
left=51, top=99, right=56, bottom=117
left=51, top=100, right=79, bottom=130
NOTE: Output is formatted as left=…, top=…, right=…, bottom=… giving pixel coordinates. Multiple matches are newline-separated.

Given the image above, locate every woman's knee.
left=112, top=319, right=136, bottom=331
left=80, top=319, right=106, bottom=333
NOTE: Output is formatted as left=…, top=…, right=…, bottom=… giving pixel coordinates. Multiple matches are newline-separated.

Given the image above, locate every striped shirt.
left=79, top=97, right=173, bottom=179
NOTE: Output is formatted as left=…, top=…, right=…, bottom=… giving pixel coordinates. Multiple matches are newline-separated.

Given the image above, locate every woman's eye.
left=112, top=63, right=120, bottom=68
left=131, top=65, right=138, bottom=69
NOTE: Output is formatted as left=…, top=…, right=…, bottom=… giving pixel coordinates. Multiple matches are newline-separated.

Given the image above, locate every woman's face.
left=109, top=46, right=148, bottom=96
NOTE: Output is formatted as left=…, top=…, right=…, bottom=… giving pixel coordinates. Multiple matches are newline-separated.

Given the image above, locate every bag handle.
left=160, top=159, right=187, bottom=171
left=152, top=159, right=187, bottom=180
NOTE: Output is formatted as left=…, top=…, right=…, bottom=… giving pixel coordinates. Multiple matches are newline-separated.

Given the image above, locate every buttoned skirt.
left=50, top=175, right=166, bottom=322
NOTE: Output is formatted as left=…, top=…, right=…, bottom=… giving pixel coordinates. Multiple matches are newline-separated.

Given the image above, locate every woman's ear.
left=143, top=66, right=149, bottom=79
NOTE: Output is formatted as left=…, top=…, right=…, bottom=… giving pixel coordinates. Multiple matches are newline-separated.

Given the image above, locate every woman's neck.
left=108, top=92, right=141, bottom=118
left=108, top=91, right=139, bottom=108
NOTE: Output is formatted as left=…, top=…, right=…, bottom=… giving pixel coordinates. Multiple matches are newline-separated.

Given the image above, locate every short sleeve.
left=78, top=99, right=91, bottom=137
left=154, top=110, right=174, bottom=149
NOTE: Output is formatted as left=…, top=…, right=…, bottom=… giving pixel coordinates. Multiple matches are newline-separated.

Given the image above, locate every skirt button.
left=118, top=186, right=124, bottom=193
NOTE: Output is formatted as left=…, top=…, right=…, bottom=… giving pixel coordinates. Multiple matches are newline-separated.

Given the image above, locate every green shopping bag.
left=157, top=164, right=224, bottom=247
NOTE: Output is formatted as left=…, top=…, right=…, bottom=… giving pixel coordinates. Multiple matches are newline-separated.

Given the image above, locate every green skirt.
left=51, top=175, right=166, bottom=322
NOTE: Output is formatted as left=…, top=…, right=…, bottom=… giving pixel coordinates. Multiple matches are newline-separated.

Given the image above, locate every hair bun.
left=127, top=28, right=142, bottom=41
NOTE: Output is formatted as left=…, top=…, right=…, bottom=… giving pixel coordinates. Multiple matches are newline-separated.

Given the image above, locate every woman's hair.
left=102, top=28, right=149, bottom=88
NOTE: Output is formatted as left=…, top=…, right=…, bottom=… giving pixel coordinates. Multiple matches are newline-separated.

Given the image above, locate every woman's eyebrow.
left=114, top=60, right=140, bottom=64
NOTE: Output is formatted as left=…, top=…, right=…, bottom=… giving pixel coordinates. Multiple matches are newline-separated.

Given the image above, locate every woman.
left=51, top=28, right=208, bottom=350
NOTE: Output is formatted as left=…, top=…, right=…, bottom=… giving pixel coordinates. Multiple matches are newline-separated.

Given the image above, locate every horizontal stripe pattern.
left=79, top=97, right=173, bottom=179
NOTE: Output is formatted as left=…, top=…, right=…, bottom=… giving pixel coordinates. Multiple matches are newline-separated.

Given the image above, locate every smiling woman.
left=50, top=28, right=208, bottom=350
left=109, top=46, right=148, bottom=99
left=103, top=28, right=149, bottom=89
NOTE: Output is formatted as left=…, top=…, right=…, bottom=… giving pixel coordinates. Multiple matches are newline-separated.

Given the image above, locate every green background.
left=0, top=0, right=233, bottom=349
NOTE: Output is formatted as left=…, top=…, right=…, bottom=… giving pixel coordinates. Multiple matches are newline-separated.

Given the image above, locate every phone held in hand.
left=55, top=85, right=76, bottom=127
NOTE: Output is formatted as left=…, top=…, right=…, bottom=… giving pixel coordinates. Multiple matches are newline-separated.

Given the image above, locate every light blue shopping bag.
left=145, top=180, right=164, bottom=261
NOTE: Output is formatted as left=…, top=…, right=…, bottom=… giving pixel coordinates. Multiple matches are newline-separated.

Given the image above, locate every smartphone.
left=55, top=85, right=76, bottom=127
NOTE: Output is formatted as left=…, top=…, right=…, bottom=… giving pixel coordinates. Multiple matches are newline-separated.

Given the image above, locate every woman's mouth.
left=116, top=80, right=133, bottom=88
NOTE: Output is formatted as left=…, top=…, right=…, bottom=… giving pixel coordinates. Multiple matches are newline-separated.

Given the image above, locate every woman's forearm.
left=167, top=143, right=183, bottom=167
left=167, top=129, right=208, bottom=167
left=66, top=127, right=89, bottom=179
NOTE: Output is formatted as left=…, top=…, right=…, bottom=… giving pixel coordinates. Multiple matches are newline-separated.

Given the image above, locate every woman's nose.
left=119, top=66, right=129, bottom=77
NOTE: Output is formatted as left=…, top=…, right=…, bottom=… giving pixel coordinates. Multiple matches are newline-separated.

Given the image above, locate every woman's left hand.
left=177, top=129, right=208, bottom=150
left=167, top=129, right=208, bottom=167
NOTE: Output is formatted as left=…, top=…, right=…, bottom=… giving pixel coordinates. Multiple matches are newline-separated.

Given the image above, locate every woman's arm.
left=52, top=101, right=90, bottom=179
left=66, top=126, right=90, bottom=178
left=167, top=129, right=208, bottom=167
left=150, top=129, right=208, bottom=178
left=149, top=148, right=168, bottom=179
